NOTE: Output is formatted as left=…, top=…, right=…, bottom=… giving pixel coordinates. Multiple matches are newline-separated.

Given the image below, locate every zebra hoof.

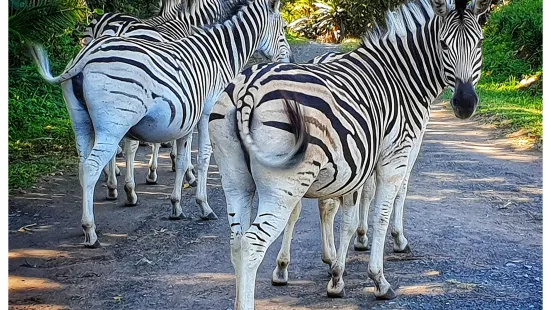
left=354, top=243, right=369, bottom=252
left=327, top=288, right=345, bottom=298
left=393, top=244, right=411, bottom=254
left=125, top=200, right=138, bottom=207
left=145, top=178, right=157, bottom=185
left=375, top=287, right=397, bottom=300
left=106, top=189, right=118, bottom=200
left=271, top=279, right=288, bottom=286
left=169, top=213, right=189, bottom=220
left=201, top=212, right=218, bottom=221
left=189, top=180, right=197, bottom=187
left=84, top=240, right=101, bottom=249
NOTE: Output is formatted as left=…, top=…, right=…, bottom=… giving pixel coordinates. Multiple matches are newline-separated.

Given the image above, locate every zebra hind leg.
left=146, top=142, right=160, bottom=184
left=272, top=201, right=303, bottom=286
left=354, top=174, right=376, bottom=251
left=169, top=135, right=193, bottom=220
left=318, top=198, right=339, bottom=276
left=326, top=191, right=360, bottom=298
left=105, top=156, right=118, bottom=200
left=194, top=114, right=217, bottom=220
left=123, top=138, right=139, bottom=206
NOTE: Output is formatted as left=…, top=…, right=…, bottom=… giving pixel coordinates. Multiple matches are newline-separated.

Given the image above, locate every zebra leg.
left=183, top=136, right=197, bottom=187
left=146, top=143, right=160, bottom=184
left=209, top=106, right=256, bottom=308
left=272, top=201, right=303, bottom=286
left=391, top=130, right=425, bottom=253
left=105, top=156, right=118, bottom=200
left=195, top=114, right=217, bottom=220
left=367, top=160, right=408, bottom=300
left=238, top=195, right=301, bottom=310
left=319, top=198, right=338, bottom=266
left=327, top=191, right=360, bottom=298
left=391, top=174, right=412, bottom=253
left=354, top=174, right=376, bottom=251
left=169, top=135, right=193, bottom=220
left=123, top=138, right=139, bottom=206
left=170, top=140, right=177, bottom=172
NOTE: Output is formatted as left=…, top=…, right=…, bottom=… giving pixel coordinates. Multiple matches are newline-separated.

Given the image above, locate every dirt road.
left=9, top=43, right=543, bottom=310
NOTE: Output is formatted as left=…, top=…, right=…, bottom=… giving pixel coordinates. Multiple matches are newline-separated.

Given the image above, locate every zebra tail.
left=238, top=98, right=309, bottom=169
left=28, top=44, right=66, bottom=84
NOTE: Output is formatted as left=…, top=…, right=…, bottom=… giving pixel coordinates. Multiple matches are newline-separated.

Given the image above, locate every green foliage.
left=85, top=0, right=161, bottom=18
left=9, top=0, right=88, bottom=44
left=482, top=0, right=542, bottom=82
left=284, top=0, right=404, bottom=42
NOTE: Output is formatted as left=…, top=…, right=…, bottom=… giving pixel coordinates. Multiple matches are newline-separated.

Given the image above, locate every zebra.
left=30, top=0, right=292, bottom=248
left=84, top=0, right=247, bottom=213
left=209, top=0, right=491, bottom=307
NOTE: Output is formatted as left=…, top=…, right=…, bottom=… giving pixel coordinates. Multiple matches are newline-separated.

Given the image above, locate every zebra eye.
left=440, top=40, right=450, bottom=51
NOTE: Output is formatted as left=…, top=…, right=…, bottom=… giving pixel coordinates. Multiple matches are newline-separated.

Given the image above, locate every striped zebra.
left=209, top=0, right=491, bottom=307
left=84, top=0, right=246, bottom=213
left=30, top=0, right=292, bottom=248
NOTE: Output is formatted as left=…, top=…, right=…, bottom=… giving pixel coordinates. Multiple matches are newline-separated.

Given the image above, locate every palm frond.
left=9, top=0, right=89, bottom=44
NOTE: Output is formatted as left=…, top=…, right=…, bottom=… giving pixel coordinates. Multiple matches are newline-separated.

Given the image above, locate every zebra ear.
left=469, top=0, right=492, bottom=17
left=431, top=0, right=450, bottom=17
left=269, top=0, right=281, bottom=12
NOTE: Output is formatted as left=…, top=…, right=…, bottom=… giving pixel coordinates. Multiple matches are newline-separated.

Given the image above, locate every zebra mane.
left=192, top=0, right=252, bottom=30
left=362, top=0, right=435, bottom=45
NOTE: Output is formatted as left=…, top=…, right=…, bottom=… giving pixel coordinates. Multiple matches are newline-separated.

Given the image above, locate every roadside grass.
left=340, top=37, right=361, bottom=52
left=441, top=79, right=542, bottom=149
left=9, top=61, right=78, bottom=192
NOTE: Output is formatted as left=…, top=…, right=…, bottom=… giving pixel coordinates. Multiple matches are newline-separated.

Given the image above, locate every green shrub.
left=482, top=0, right=542, bottom=82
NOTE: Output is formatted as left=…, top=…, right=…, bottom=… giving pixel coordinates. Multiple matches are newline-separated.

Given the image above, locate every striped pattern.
left=209, top=0, right=491, bottom=307
left=30, top=0, right=291, bottom=249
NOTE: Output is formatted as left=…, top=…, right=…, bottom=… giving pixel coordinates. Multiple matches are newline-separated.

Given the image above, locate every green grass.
left=339, top=38, right=361, bottom=52
left=9, top=42, right=80, bottom=192
left=286, top=32, right=309, bottom=45
left=442, top=79, right=542, bottom=147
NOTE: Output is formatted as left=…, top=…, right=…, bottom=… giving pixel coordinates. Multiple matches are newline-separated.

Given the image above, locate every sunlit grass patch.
left=440, top=79, right=542, bottom=148
left=340, top=37, right=361, bottom=52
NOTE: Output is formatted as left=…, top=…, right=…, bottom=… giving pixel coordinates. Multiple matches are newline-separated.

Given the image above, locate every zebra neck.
left=356, top=17, right=447, bottom=107
left=203, top=1, right=267, bottom=79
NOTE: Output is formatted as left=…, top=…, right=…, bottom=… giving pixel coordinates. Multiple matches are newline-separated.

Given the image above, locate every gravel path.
left=9, top=42, right=542, bottom=310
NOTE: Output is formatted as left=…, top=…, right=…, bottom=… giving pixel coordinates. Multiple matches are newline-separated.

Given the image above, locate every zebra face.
left=257, top=0, right=293, bottom=63
left=433, top=0, right=491, bottom=119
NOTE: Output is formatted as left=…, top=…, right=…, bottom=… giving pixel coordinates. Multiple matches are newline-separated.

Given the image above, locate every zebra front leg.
left=272, top=201, right=303, bottom=286
left=327, top=191, right=360, bottom=298
left=169, top=135, right=192, bottom=220
left=123, top=138, right=139, bottom=206
left=195, top=114, right=217, bottom=220
left=105, top=156, right=118, bottom=200
left=391, top=130, right=424, bottom=253
left=319, top=198, right=338, bottom=266
left=354, top=174, right=376, bottom=251
left=367, top=161, right=408, bottom=300
left=391, top=174, right=412, bottom=253
left=146, top=142, right=160, bottom=184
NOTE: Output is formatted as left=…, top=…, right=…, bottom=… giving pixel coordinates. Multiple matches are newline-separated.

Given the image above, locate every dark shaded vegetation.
left=8, top=0, right=160, bottom=191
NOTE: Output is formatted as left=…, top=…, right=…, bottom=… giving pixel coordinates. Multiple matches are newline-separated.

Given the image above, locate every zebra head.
left=256, top=0, right=294, bottom=63
left=432, top=0, right=492, bottom=119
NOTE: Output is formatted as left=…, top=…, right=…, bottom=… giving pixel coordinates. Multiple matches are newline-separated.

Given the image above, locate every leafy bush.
left=285, top=0, right=403, bottom=43
left=482, top=0, right=542, bottom=83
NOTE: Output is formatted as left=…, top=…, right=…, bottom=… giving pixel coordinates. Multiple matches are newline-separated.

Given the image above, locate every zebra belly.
left=126, top=105, right=192, bottom=143
left=304, top=166, right=366, bottom=199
